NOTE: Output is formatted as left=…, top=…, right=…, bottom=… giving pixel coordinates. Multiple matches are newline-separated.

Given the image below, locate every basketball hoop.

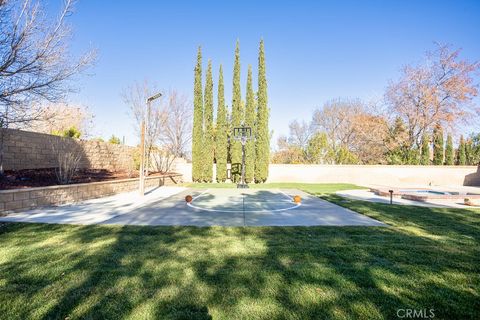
left=233, top=126, right=252, bottom=144
left=233, top=124, right=253, bottom=188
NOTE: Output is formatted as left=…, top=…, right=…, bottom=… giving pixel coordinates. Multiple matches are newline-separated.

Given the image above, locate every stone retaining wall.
left=0, top=173, right=182, bottom=213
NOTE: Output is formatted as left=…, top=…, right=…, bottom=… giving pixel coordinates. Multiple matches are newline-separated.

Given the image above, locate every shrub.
left=132, top=148, right=142, bottom=171
left=52, top=126, right=81, bottom=139
left=51, top=137, right=82, bottom=184
left=108, top=135, right=121, bottom=144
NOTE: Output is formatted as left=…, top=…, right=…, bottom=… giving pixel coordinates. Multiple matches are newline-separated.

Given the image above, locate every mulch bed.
left=0, top=168, right=165, bottom=190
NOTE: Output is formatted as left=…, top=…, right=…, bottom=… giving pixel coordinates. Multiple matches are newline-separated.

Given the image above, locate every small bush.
left=108, top=135, right=121, bottom=144
left=132, top=148, right=141, bottom=171
left=51, top=138, right=82, bottom=184
left=52, top=126, right=82, bottom=139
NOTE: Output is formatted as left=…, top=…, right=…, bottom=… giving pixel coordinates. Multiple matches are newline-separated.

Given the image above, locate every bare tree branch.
left=0, top=0, right=96, bottom=174
left=385, top=43, right=479, bottom=149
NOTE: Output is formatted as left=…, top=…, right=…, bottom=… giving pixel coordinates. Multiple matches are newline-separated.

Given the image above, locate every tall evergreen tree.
left=445, top=134, right=454, bottom=165
left=226, top=106, right=232, bottom=164
left=467, top=134, right=480, bottom=165
left=191, top=47, right=203, bottom=182
left=465, top=138, right=474, bottom=165
left=420, top=133, right=430, bottom=165
left=202, top=60, right=214, bottom=182
left=244, top=65, right=255, bottom=183
left=432, top=124, right=444, bottom=165
left=215, top=65, right=228, bottom=182
left=457, top=135, right=466, bottom=165
left=409, top=148, right=420, bottom=165
left=230, top=40, right=243, bottom=182
left=254, top=39, right=270, bottom=183
left=386, top=117, right=408, bottom=164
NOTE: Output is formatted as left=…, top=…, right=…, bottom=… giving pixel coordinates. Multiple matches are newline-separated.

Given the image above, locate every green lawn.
left=0, top=184, right=479, bottom=319
left=182, top=182, right=364, bottom=194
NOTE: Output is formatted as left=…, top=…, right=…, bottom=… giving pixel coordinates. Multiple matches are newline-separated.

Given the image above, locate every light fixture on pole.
left=139, top=92, right=162, bottom=195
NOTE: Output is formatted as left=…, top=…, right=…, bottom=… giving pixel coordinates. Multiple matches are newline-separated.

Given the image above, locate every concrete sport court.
left=0, top=187, right=385, bottom=227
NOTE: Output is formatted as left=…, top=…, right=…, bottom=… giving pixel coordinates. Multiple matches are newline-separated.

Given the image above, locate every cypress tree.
left=230, top=40, right=243, bottom=182
left=215, top=65, right=228, bottom=182
left=254, top=39, right=270, bottom=183
left=410, top=148, right=420, bottom=165
left=202, top=60, right=214, bottom=182
left=420, top=133, right=430, bottom=165
left=387, top=117, right=407, bottom=164
left=445, top=134, right=454, bottom=165
left=244, top=65, right=255, bottom=183
left=457, top=135, right=466, bottom=165
left=432, top=124, right=444, bottom=165
left=191, top=47, right=203, bottom=182
left=465, top=138, right=473, bottom=165
left=226, top=106, right=232, bottom=164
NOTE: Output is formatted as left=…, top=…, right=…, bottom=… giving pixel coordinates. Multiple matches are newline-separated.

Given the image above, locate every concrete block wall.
left=0, top=173, right=183, bottom=213
left=80, top=139, right=135, bottom=171
left=1, top=128, right=135, bottom=171
left=175, top=163, right=480, bottom=187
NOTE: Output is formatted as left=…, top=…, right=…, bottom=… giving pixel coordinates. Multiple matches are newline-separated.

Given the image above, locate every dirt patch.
left=0, top=168, right=167, bottom=190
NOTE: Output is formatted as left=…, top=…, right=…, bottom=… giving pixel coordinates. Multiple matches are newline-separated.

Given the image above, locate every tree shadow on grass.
left=323, top=194, right=480, bottom=242
left=248, top=222, right=479, bottom=319
left=0, top=225, right=214, bottom=319
left=0, top=196, right=479, bottom=319
left=39, top=226, right=216, bottom=319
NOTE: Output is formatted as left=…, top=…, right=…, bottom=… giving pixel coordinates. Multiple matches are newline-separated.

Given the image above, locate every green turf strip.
left=182, top=182, right=364, bottom=194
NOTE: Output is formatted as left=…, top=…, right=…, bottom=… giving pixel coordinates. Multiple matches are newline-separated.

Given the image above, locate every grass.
left=182, top=182, right=364, bottom=194
left=0, top=184, right=479, bottom=319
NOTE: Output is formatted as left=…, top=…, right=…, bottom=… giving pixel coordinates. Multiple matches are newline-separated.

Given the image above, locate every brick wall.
left=0, top=173, right=183, bottom=213
left=1, top=128, right=135, bottom=171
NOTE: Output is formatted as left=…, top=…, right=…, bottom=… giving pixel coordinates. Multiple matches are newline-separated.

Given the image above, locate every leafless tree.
left=144, top=89, right=193, bottom=174
left=159, top=90, right=192, bottom=159
left=271, top=134, right=305, bottom=164
left=29, top=103, right=94, bottom=137
left=121, top=80, right=163, bottom=174
left=122, top=84, right=193, bottom=174
left=312, top=98, right=364, bottom=153
left=312, top=99, right=390, bottom=164
left=0, top=0, right=95, bottom=174
left=287, top=119, right=313, bottom=150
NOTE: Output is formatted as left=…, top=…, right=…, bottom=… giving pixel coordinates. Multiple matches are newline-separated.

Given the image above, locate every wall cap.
left=0, top=173, right=182, bottom=194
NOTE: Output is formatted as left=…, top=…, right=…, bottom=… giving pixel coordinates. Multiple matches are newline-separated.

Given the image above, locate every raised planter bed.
left=0, top=168, right=151, bottom=190
left=0, top=173, right=182, bottom=214
left=401, top=193, right=480, bottom=202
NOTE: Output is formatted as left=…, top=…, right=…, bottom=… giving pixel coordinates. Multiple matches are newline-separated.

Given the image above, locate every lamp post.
left=139, top=92, right=162, bottom=195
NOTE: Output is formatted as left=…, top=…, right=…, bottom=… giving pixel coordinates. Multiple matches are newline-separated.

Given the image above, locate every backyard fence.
left=176, top=163, right=480, bottom=187
left=0, top=128, right=185, bottom=173
left=1, top=128, right=135, bottom=171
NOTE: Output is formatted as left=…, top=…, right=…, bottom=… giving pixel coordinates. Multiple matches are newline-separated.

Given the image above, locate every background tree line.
left=192, top=40, right=270, bottom=183
left=273, top=44, right=480, bottom=166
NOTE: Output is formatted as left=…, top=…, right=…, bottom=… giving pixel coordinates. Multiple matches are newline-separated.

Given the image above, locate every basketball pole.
left=139, top=92, right=162, bottom=196
left=241, top=140, right=246, bottom=186
left=139, top=121, right=145, bottom=195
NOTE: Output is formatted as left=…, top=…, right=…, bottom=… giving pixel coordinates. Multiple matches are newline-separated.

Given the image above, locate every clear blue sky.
left=46, top=0, right=480, bottom=146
